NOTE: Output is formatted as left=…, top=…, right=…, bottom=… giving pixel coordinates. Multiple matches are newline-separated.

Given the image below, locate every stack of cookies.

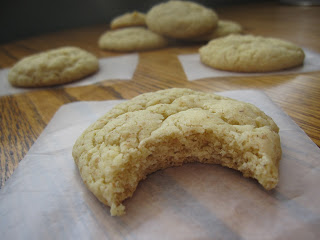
left=98, top=0, right=243, bottom=52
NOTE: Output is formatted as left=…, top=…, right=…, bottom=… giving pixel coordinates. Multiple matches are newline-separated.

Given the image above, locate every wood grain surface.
left=1, top=2, right=320, bottom=188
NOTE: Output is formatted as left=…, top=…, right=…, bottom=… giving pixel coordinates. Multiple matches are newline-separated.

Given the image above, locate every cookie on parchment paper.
left=146, top=0, right=219, bottom=39
left=199, top=34, right=305, bottom=72
left=72, top=88, right=281, bottom=216
left=8, top=46, right=99, bottom=87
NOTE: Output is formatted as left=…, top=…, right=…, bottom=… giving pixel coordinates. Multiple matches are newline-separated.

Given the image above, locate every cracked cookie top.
left=73, top=88, right=281, bottom=216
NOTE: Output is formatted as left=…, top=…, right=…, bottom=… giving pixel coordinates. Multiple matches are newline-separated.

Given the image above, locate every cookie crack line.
left=87, top=91, right=274, bottom=136
left=72, top=88, right=281, bottom=216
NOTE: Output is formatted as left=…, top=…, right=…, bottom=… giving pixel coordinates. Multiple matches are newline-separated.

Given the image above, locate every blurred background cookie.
left=146, top=0, right=219, bottom=39
left=98, top=27, right=168, bottom=51
left=199, top=34, right=305, bottom=72
left=110, top=11, right=146, bottom=29
left=8, top=46, right=99, bottom=87
left=190, top=20, right=243, bottom=42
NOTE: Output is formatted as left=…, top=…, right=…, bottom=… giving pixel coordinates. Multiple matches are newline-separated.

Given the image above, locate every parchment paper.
left=1, top=90, right=319, bottom=240
left=0, top=54, right=138, bottom=97
left=178, top=48, right=320, bottom=81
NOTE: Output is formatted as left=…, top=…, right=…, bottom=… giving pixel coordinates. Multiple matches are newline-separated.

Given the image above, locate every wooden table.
left=1, top=2, right=320, bottom=188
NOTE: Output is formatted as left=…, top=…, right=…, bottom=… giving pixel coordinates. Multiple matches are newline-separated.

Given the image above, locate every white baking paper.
left=0, top=54, right=139, bottom=97
left=0, top=90, right=319, bottom=240
left=178, top=48, right=320, bottom=81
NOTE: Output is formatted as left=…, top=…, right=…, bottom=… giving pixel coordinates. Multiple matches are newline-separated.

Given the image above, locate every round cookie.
left=191, top=20, right=243, bottom=42
left=73, top=88, right=281, bottom=216
left=8, top=46, right=99, bottom=87
left=98, top=27, right=168, bottom=52
left=110, top=11, right=146, bottom=29
left=199, top=34, right=305, bottom=72
left=146, top=0, right=218, bottom=39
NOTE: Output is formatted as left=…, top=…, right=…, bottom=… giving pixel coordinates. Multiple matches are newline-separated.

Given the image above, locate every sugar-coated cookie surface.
left=110, top=11, right=146, bottom=29
left=8, top=46, right=99, bottom=87
left=98, top=27, right=168, bottom=52
left=73, top=88, right=281, bottom=216
left=199, top=34, right=305, bottom=72
left=146, top=0, right=218, bottom=39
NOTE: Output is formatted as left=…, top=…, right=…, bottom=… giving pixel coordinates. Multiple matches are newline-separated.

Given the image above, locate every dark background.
left=0, top=0, right=268, bottom=44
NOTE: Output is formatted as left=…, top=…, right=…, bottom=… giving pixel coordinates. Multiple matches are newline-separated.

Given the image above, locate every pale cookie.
left=110, top=11, right=146, bottom=29
left=98, top=27, right=168, bottom=52
left=8, top=46, right=99, bottom=87
left=73, top=88, right=281, bottom=216
left=199, top=34, right=305, bottom=72
left=191, top=20, right=243, bottom=42
left=146, top=0, right=218, bottom=39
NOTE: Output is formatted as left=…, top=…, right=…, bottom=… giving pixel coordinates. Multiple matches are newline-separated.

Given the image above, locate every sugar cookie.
left=73, top=88, right=281, bottom=216
left=98, top=27, right=168, bottom=52
left=8, top=46, right=99, bottom=87
left=146, top=0, right=218, bottom=39
left=110, top=11, right=146, bottom=29
left=199, top=34, right=305, bottom=72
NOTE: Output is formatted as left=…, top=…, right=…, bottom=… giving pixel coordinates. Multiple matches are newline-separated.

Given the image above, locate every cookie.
left=199, top=34, right=305, bottom=72
left=146, top=0, right=218, bottom=39
left=110, top=11, right=146, bottom=29
left=191, top=20, right=243, bottom=42
left=73, top=88, right=281, bottom=216
left=8, top=46, right=99, bottom=87
left=98, top=27, right=168, bottom=52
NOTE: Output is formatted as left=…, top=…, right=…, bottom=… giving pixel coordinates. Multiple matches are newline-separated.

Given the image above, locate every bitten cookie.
left=191, top=20, right=243, bottom=42
left=199, top=34, right=305, bottom=72
left=146, top=0, right=218, bottom=39
left=98, top=27, right=168, bottom=52
left=110, top=11, right=146, bottom=29
left=8, top=46, right=99, bottom=87
left=73, top=88, right=281, bottom=216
